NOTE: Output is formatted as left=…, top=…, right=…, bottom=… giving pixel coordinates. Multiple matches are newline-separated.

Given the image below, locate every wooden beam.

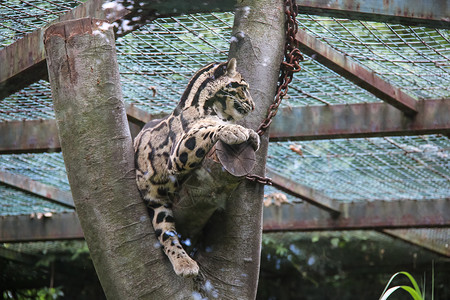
left=263, top=198, right=450, bottom=232
left=0, top=105, right=152, bottom=154
left=0, top=0, right=236, bottom=100
left=0, top=212, right=83, bottom=243
left=0, top=0, right=108, bottom=100
left=0, top=171, right=74, bottom=207
left=296, top=28, right=419, bottom=115
left=267, top=168, right=341, bottom=215
left=0, top=119, right=60, bottom=154
left=2, top=198, right=448, bottom=242
left=270, top=99, right=450, bottom=141
left=298, top=0, right=450, bottom=29
left=2, top=99, right=449, bottom=153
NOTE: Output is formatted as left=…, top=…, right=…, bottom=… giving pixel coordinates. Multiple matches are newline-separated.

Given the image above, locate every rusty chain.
left=246, top=0, right=303, bottom=185
left=256, top=0, right=303, bottom=136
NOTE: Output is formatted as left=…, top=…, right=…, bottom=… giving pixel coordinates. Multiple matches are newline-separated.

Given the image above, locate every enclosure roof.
left=0, top=1, right=448, bottom=255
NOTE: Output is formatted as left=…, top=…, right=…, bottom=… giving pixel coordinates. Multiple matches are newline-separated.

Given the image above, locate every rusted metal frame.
left=297, top=0, right=450, bottom=29
left=0, top=105, right=152, bottom=154
left=0, top=119, right=61, bottom=154
left=382, top=229, right=450, bottom=257
left=2, top=99, right=449, bottom=153
left=0, top=171, right=74, bottom=207
left=0, top=0, right=237, bottom=101
left=296, top=28, right=419, bottom=116
left=269, top=99, right=450, bottom=141
left=124, top=103, right=167, bottom=127
left=0, top=0, right=110, bottom=100
left=266, top=168, right=341, bottom=216
left=263, top=198, right=450, bottom=232
left=0, top=212, right=83, bottom=243
left=2, top=197, right=448, bottom=242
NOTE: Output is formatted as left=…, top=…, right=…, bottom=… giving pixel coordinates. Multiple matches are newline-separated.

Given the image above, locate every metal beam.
left=269, top=99, right=450, bottom=141
left=2, top=198, right=448, bottom=242
left=0, top=0, right=109, bottom=100
left=0, top=105, right=152, bottom=154
left=0, top=119, right=60, bottom=154
left=124, top=103, right=167, bottom=126
left=0, top=171, right=74, bottom=207
left=0, top=0, right=236, bottom=100
left=2, top=99, right=449, bottom=153
left=296, top=28, right=419, bottom=115
left=263, top=198, right=450, bottom=232
left=298, top=0, right=450, bottom=29
left=0, top=212, right=83, bottom=242
left=267, top=168, right=341, bottom=215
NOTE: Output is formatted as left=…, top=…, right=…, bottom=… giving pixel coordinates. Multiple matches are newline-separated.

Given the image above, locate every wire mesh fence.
left=115, top=12, right=233, bottom=114
left=297, top=15, right=450, bottom=100
left=0, top=4, right=449, bottom=217
left=0, top=152, right=70, bottom=191
left=0, top=0, right=84, bottom=48
left=267, top=134, right=450, bottom=202
left=0, top=183, right=70, bottom=215
left=0, top=80, right=54, bottom=121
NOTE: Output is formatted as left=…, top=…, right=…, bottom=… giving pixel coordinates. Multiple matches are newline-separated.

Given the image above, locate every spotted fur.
left=134, top=59, right=259, bottom=277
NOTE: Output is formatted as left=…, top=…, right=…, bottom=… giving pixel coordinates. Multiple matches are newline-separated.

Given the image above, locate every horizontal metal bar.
left=0, top=119, right=60, bottom=154
left=0, top=0, right=108, bottom=100
left=2, top=99, right=449, bottom=153
left=298, top=0, right=450, bottom=29
left=0, top=171, right=74, bottom=207
left=0, top=212, right=83, bottom=243
left=0, top=0, right=234, bottom=100
left=0, top=105, right=152, bottom=154
left=270, top=99, right=450, bottom=141
left=267, top=168, right=341, bottom=215
left=2, top=197, right=448, bottom=242
left=263, top=198, right=450, bottom=232
left=296, top=28, right=419, bottom=115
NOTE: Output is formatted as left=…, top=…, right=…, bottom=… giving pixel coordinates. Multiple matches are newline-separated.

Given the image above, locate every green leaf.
left=379, top=271, right=424, bottom=300
left=380, top=286, right=423, bottom=300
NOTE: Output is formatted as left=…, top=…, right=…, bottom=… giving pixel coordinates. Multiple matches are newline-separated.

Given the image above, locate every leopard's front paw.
left=173, top=256, right=199, bottom=278
left=219, top=124, right=250, bottom=145
left=248, top=129, right=260, bottom=151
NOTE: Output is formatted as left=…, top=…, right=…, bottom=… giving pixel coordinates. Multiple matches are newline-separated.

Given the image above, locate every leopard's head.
left=208, top=58, right=255, bottom=121
left=176, top=58, right=255, bottom=121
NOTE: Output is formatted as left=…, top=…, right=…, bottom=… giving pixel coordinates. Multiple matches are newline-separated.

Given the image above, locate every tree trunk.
left=193, top=1, right=286, bottom=298
left=44, top=0, right=284, bottom=297
left=44, top=18, right=193, bottom=299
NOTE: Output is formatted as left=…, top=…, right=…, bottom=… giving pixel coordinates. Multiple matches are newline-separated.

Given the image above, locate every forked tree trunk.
left=44, top=0, right=284, bottom=299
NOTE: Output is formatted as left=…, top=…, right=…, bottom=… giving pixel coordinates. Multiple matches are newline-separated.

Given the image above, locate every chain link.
left=246, top=0, right=303, bottom=185
left=256, top=0, right=304, bottom=136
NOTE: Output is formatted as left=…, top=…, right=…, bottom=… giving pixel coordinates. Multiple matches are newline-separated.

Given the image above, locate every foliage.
left=2, top=287, right=64, bottom=300
left=0, top=241, right=105, bottom=300
left=379, top=272, right=424, bottom=300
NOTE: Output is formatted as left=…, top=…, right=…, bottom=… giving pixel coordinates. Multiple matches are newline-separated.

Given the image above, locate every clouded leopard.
left=134, top=58, right=260, bottom=277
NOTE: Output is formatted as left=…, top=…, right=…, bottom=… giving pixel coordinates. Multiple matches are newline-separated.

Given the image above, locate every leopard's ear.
left=226, top=58, right=237, bottom=77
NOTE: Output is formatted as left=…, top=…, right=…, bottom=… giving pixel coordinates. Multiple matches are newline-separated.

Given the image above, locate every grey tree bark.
left=191, top=1, right=286, bottom=298
left=44, top=18, right=193, bottom=299
left=44, top=0, right=284, bottom=298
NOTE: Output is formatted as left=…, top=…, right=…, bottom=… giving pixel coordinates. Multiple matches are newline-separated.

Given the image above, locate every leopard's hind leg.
left=145, top=198, right=199, bottom=277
